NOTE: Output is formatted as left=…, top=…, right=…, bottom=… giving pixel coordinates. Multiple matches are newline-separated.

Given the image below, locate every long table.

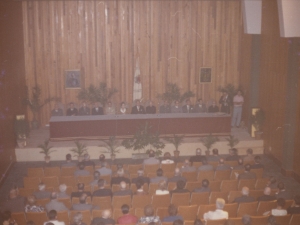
left=49, top=113, right=231, bottom=140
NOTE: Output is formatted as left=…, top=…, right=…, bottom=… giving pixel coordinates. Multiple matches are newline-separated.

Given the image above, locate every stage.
left=15, top=126, right=264, bottom=162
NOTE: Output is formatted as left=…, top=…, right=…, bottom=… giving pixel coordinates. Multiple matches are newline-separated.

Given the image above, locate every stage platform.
left=15, top=126, right=264, bottom=162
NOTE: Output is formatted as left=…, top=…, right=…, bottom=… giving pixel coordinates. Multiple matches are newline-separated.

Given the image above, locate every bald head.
left=9, top=188, right=18, bottom=199
left=264, top=187, right=271, bottom=196
left=174, top=168, right=180, bottom=176
left=120, top=181, right=127, bottom=190
left=102, top=209, right=111, bottom=219
left=241, top=187, right=250, bottom=196
left=219, top=158, right=225, bottom=165
left=184, top=159, right=190, bottom=167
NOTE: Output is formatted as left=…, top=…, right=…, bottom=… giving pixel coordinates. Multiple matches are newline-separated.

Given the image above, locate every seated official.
left=159, top=100, right=171, bottom=113
left=51, top=103, right=63, bottom=116
left=162, top=204, right=184, bottom=222
left=78, top=101, right=90, bottom=115
left=226, top=148, right=240, bottom=161
left=92, top=102, right=104, bottom=115
left=83, top=153, right=95, bottom=167
left=219, top=91, right=231, bottom=114
left=105, top=101, right=115, bottom=115
left=208, top=101, right=219, bottom=113
left=193, top=179, right=211, bottom=193
left=66, top=102, right=78, bottom=116
left=131, top=99, right=145, bottom=114
left=119, top=102, right=128, bottom=115
left=206, top=148, right=221, bottom=162
left=194, top=99, right=207, bottom=113
left=146, top=100, right=156, bottom=114
left=182, top=99, right=194, bottom=113
left=203, top=198, right=228, bottom=220
left=171, top=100, right=183, bottom=113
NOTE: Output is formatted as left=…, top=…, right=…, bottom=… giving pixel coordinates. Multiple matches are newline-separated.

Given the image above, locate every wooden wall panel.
left=293, top=60, right=300, bottom=175
left=22, top=0, right=244, bottom=125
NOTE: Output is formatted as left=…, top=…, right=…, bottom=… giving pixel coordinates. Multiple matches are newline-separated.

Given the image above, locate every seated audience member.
left=168, top=168, right=186, bottom=183
left=150, top=168, right=168, bottom=184
left=226, top=148, right=239, bottom=161
left=207, top=148, right=221, bottom=162
left=78, top=102, right=90, bottom=116
left=119, top=102, right=128, bottom=115
left=276, top=182, right=292, bottom=200
left=143, top=150, right=160, bottom=165
left=0, top=188, right=25, bottom=213
left=162, top=204, right=184, bottom=222
left=44, top=210, right=66, bottom=225
left=193, top=179, right=211, bottom=193
left=45, top=192, right=69, bottom=212
left=92, top=102, right=104, bottom=115
left=242, top=215, right=252, bottom=225
left=117, top=204, right=138, bottom=224
left=137, top=205, right=161, bottom=224
left=233, top=158, right=244, bottom=170
left=159, top=100, right=171, bottom=113
left=182, top=99, right=194, bottom=113
left=1, top=211, right=17, bottom=225
left=193, top=219, right=204, bottom=225
left=171, top=100, right=183, bottom=113
left=233, top=187, right=255, bottom=203
left=91, top=209, right=115, bottom=225
left=155, top=180, right=169, bottom=195
left=113, top=181, right=132, bottom=196
left=131, top=99, right=145, bottom=114
left=71, top=183, right=92, bottom=199
left=61, top=153, right=77, bottom=167
left=83, top=153, right=95, bottom=167
left=215, top=158, right=231, bottom=171
left=25, top=195, right=44, bottom=212
left=203, top=198, right=228, bottom=220
left=257, top=187, right=276, bottom=202
left=132, top=169, right=150, bottom=185
left=244, top=148, right=255, bottom=162
left=33, top=183, right=51, bottom=199
left=161, top=152, right=174, bottom=164
left=99, top=154, right=106, bottom=163
left=105, top=101, right=115, bottom=115
left=238, top=164, right=256, bottom=180
left=193, top=99, right=206, bottom=113
left=264, top=198, right=287, bottom=216
left=111, top=169, right=130, bottom=186
left=57, top=184, right=69, bottom=199
left=208, top=101, right=219, bottom=113
left=181, top=159, right=196, bottom=172
left=251, top=156, right=264, bottom=169
left=96, top=161, right=112, bottom=176
left=70, top=212, right=86, bottom=225
left=92, top=179, right=112, bottom=197
left=146, top=100, right=156, bottom=114
left=267, top=176, right=278, bottom=189
left=170, top=180, right=189, bottom=195
left=287, top=195, right=300, bottom=214
left=198, top=158, right=214, bottom=171
left=189, top=148, right=206, bottom=164
left=51, top=103, right=63, bottom=116
left=74, top=163, right=90, bottom=177
left=134, top=180, right=148, bottom=195
left=267, top=215, right=280, bottom=225
left=90, top=171, right=101, bottom=191
left=66, top=102, right=78, bottom=116
left=72, top=193, right=99, bottom=211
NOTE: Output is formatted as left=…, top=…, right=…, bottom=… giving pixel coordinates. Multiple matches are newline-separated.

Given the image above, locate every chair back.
left=171, top=192, right=190, bottom=206
left=23, top=177, right=41, bottom=189
left=26, top=212, right=48, bottom=225
left=160, top=163, right=176, bottom=172
left=152, top=194, right=171, bottom=209
left=60, top=167, right=76, bottom=176
left=27, top=168, right=44, bottom=177
left=132, top=194, right=152, bottom=208
left=237, top=201, right=258, bottom=217
left=92, top=196, right=112, bottom=209
left=214, top=170, right=231, bottom=181
left=182, top=171, right=198, bottom=182
left=220, top=180, right=238, bottom=192
left=112, top=195, right=132, bottom=208
left=238, top=179, right=256, bottom=190
left=209, top=191, right=229, bottom=204
left=178, top=205, right=199, bottom=221
left=190, top=192, right=210, bottom=205
left=197, top=170, right=215, bottom=181
left=44, top=167, right=61, bottom=177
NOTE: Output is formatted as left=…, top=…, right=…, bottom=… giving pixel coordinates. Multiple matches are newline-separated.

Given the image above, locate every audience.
left=134, top=180, right=148, bottom=195
left=162, top=204, right=183, bottom=222
left=267, top=176, right=278, bottom=189
left=83, top=153, right=95, bottom=167
left=243, top=148, right=254, bottom=162
left=276, top=182, right=292, bottom=200
left=92, top=179, right=112, bottom=197
left=270, top=198, right=287, bottom=216
left=161, top=152, right=174, bottom=164
left=96, top=162, right=112, bottom=176
left=45, top=192, right=69, bottom=212
left=189, top=148, right=206, bottom=164
left=215, top=158, right=231, bottom=171
left=72, top=193, right=99, bottom=211
left=193, top=219, right=204, bottom=225
left=143, top=150, right=160, bottom=165
left=207, top=149, right=221, bottom=162
left=170, top=180, right=189, bottom=195
left=44, top=210, right=65, bottom=225
left=137, top=205, right=161, bottom=224
left=198, top=158, right=214, bottom=171
left=257, top=187, right=276, bottom=202
left=150, top=168, right=168, bottom=183
left=1, top=211, right=17, bottom=225
left=0, top=188, right=25, bottom=212
left=57, top=184, right=69, bottom=199
left=193, top=179, right=211, bottom=193
left=168, top=168, right=186, bottom=183
left=267, top=215, right=279, bottom=225
left=155, top=180, right=169, bottom=195
left=71, top=183, right=92, bottom=199
left=117, top=204, right=138, bottom=224
left=113, top=181, right=132, bottom=196
left=181, top=159, right=196, bottom=172
left=232, top=187, right=255, bottom=203
left=61, top=154, right=77, bottom=167
left=226, top=148, right=239, bottom=161
left=287, top=195, right=300, bottom=214
left=251, top=156, right=264, bottom=169
left=70, top=212, right=86, bottom=225
left=131, top=169, right=150, bottom=185
left=111, top=169, right=130, bottom=186
left=203, top=198, right=228, bottom=220
left=91, top=209, right=115, bottom=225
left=90, top=171, right=101, bottom=191
left=33, top=183, right=51, bottom=199
left=238, top=164, right=256, bottom=180
left=242, top=215, right=251, bottom=225
left=74, top=163, right=90, bottom=177
left=233, top=158, right=244, bottom=170
left=25, top=195, right=44, bottom=212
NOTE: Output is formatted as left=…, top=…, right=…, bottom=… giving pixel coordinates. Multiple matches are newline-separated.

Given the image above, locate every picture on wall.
left=199, top=67, right=212, bottom=83
left=65, top=70, right=81, bottom=89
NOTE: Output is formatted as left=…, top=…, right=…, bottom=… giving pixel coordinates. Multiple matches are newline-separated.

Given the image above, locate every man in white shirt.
left=231, top=90, right=244, bottom=128
left=203, top=198, right=228, bottom=221
left=44, top=210, right=65, bottom=225
left=161, top=152, right=174, bottom=164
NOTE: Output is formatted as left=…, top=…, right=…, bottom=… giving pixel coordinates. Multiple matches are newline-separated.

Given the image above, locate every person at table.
left=92, top=102, right=104, bottom=115
left=131, top=100, right=145, bottom=114
left=193, top=98, right=207, bottom=113
left=171, top=100, right=183, bottom=113
left=51, top=103, right=63, bottom=116
left=105, top=101, right=115, bottom=115
left=146, top=101, right=156, bottom=114
left=208, top=101, right=219, bottom=113
left=66, top=102, right=78, bottom=116
left=159, top=100, right=171, bottom=113
left=219, top=91, right=231, bottom=114
left=182, top=99, right=194, bottom=113
left=119, top=102, right=128, bottom=115
left=78, top=101, right=90, bottom=116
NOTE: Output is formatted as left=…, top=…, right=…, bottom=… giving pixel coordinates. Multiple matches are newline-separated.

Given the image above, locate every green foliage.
left=121, top=122, right=165, bottom=153
left=77, top=82, right=118, bottom=106
left=146, top=149, right=163, bottom=157
left=14, top=119, right=29, bottom=138
left=201, top=134, right=219, bottom=152
left=157, top=83, right=195, bottom=104
left=99, top=136, right=120, bottom=156
left=70, top=141, right=88, bottom=157
left=225, top=135, right=239, bottom=148
left=217, top=84, right=243, bottom=104
left=38, top=139, right=56, bottom=156
left=164, top=134, right=185, bottom=151
left=250, top=109, right=265, bottom=131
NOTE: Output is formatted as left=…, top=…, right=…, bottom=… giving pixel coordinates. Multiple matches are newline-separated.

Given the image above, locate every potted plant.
left=201, top=134, right=219, bottom=155
left=14, top=115, right=29, bottom=148
left=122, top=122, right=165, bottom=158
left=250, top=109, right=265, bottom=139
left=157, top=83, right=195, bottom=104
left=225, top=135, right=239, bottom=149
left=23, top=85, right=60, bottom=129
left=70, top=141, right=88, bottom=162
left=164, top=134, right=185, bottom=158
left=38, top=139, right=56, bottom=162
left=99, top=136, right=120, bottom=161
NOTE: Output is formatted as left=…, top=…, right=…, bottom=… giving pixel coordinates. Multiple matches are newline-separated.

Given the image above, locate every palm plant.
left=38, top=139, right=56, bottom=158
left=70, top=141, right=88, bottom=159
left=225, top=135, right=239, bottom=149
left=201, top=134, right=219, bottom=154
left=99, top=136, right=120, bottom=160
left=164, top=134, right=185, bottom=157
left=157, top=83, right=195, bottom=104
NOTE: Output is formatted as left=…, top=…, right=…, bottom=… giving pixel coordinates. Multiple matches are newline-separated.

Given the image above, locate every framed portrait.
left=65, top=70, right=81, bottom=89
left=199, top=67, right=212, bottom=83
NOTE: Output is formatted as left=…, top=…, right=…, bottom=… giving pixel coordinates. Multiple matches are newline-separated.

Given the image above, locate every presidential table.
left=49, top=113, right=231, bottom=140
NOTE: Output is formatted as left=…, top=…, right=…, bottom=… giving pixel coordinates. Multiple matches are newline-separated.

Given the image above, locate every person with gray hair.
left=57, top=184, right=69, bottom=199
left=91, top=209, right=115, bottom=225
left=45, top=192, right=69, bottom=212
left=131, top=169, right=150, bottom=185
left=33, top=183, right=51, bottom=199
left=168, top=168, right=187, bottom=183
left=83, top=153, right=95, bottom=167
left=233, top=187, right=255, bottom=203
left=71, top=212, right=86, bottom=225
left=113, top=181, right=132, bottom=196
left=257, top=187, right=276, bottom=202
left=111, top=168, right=130, bottom=186
left=242, top=215, right=252, bottom=225
left=96, top=161, right=112, bottom=176
left=181, top=159, right=196, bottom=172
left=90, top=171, right=101, bottom=191
left=203, top=198, right=228, bottom=220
